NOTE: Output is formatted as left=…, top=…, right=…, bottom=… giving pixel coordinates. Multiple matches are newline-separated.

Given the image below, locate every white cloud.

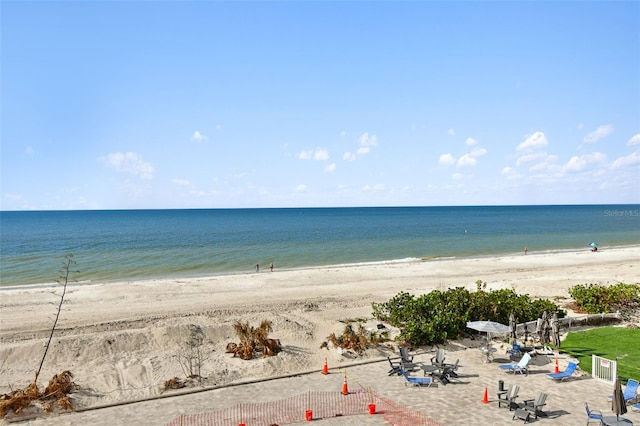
left=583, top=125, right=612, bottom=143
left=466, top=137, right=478, bottom=146
left=516, top=151, right=547, bottom=166
left=324, top=163, right=336, bottom=173
left=298, top=148, right=329, bottom=161
left=172, top=178, right=190, bottom=186
left=342, top=132, right=378, bottom=162
left=452, top=173, right=465, bottom=180
left=470, top=147, right=487, bottom=157
left=100, top=152, right=154, bottom=179
left=611, top=151, right=640, bottom=169
left=343, top=152, right=356, bottom=162
left=501, top=167, right=521, bottom=180
left=517, top=131, right=548, bottom=151
left=358, top=132, right=378, bottom=147
left=363, top=184, right=384, bottom=191
left=190, top=130, right=207, bottom=142
left=456, top=154, right=477, bottom=167
left=314, top=149, right=329, bottom=161
left=627, top=134, right=640, bottom=146
left=294, top=184, right=307, bottom=192
left=438, top=153, right=456, bottom=166
left=298, top=150, right=313, bottom=160
left=563, top=152, right=607, bottom=172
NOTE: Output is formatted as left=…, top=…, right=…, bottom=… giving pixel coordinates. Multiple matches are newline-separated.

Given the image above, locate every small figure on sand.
left=255, top=263, right=259, bottom=272
left=524, top=247, right=528, bottom=255
left=270, top=262, right=274, bottom=272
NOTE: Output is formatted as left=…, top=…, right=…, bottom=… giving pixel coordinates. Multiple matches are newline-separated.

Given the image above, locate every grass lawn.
left=561, top=327, right=640, bottom=383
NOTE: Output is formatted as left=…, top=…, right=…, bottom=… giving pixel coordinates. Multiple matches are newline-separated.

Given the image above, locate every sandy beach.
left=1, top=246, right=639, bottom=425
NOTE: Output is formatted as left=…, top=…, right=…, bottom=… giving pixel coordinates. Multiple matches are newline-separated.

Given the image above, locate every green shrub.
left=568, top=283, right=640, bottom=314
left=372, top=286, right=565, bottom=346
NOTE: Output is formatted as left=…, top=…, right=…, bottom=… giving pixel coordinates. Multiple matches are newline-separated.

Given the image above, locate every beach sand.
left=1, top=246, right=639, bottom=425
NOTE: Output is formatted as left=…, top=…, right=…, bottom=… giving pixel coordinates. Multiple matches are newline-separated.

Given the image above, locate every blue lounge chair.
left=547, top=361, right=578, bottom=381
left=400, top=367, right=433, bottom=387
left=607, top=378, right=639, bottom=403
left=585, top=403, right=603, bottom=425
left=499, top=352, right=531, bottom=375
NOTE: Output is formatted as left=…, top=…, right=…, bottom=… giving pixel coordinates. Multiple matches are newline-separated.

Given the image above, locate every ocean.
left=1, top=205, right=639, bottom=287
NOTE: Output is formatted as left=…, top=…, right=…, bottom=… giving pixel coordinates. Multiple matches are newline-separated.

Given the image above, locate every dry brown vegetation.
left=0, top=371, right=78, bottom=417
left=226, top=320, right=282, bottom=360
left=325, top=322, right=388, bottom=354
left=1, top=255, right=79, bottom=419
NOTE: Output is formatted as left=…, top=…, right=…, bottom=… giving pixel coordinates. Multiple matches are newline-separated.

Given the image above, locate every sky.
left=1, top=1, right=639, bottom=210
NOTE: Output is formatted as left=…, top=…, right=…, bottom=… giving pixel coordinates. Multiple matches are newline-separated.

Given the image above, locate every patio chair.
left=387, top=356, right=402, bottom=376
left=497, top=384, right=520, bottom=410
left=584, top=402, right=603, bottom=425
left=547, top=361, right=578, bottom=381
left=607, top=378, right=639, bottom=403
left=520, top=392, right=548, bottom=420
left=431, top=359, right=460, bottom=385
left=430, top=348, right=446, bottom=368
left=399, top=347, right=417, bottom=371
left=399, top=346, right=414, bottom=363
left=442, top=359, right=460, bottom=378
left=499, top=352, right=531, bottom=375
left=400, top=367, right=433, bottom=387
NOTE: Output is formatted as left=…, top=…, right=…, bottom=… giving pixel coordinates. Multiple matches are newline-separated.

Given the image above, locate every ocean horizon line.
left=2, top=202, right=639, bottom=213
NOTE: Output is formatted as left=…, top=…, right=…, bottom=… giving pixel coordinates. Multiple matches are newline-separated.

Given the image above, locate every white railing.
left=592, top=355, right=617, bottom=384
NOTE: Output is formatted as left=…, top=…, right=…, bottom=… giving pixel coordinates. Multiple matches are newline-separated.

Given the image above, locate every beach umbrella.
left=589, top=242, right=599, bottom=248
left=551, top=312, right=560, bottom=348
left=467, top=320, right=511, bottom=342
left=612, top=376, right=627, bottom=420
left=509, top=312, right=517, bottom=343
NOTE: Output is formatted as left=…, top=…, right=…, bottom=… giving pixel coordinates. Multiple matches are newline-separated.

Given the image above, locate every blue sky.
left=2, top=1, right=639, bottom=210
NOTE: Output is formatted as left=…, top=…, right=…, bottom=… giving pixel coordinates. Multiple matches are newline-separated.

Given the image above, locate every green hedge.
left=372, top=287, right=564, bottom=346
left=568, top=283, right=640, bottom=314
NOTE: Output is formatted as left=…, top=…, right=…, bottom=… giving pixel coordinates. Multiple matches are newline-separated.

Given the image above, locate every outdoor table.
left=480, top=346, right=497, bottom=363
left=421, top=364, right=438, bottom=377
left=602, top=416, right=634, bottom=426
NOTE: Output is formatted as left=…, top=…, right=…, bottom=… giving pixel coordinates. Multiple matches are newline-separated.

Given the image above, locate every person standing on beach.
left=524, top=247, right=528, bottom=255
left=270, top=262, right=274, bottom=272
left=255, top=263, right=259, bottom=272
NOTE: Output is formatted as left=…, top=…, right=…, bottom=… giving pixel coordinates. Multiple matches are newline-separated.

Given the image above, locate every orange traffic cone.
left=554, top=358, right=559, bottom=374
left=341, top=374, right=349, bottom=395
left=481, top=387, right=489, bottom=403
left=322, top=358, right=329, bottom=375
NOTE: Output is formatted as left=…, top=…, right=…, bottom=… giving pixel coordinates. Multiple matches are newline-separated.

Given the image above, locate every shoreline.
left=2, top=243, right=639, bottom=291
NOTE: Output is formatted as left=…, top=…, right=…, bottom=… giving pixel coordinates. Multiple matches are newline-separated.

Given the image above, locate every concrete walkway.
left=8, top=344, right=640, bottom=426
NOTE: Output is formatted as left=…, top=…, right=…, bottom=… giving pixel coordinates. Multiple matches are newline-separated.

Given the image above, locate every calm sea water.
left=1, top=205, right=639, bottom=287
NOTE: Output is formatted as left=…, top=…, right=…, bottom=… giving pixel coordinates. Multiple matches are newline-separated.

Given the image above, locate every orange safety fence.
left=165, top=390, right=439, bottom=426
